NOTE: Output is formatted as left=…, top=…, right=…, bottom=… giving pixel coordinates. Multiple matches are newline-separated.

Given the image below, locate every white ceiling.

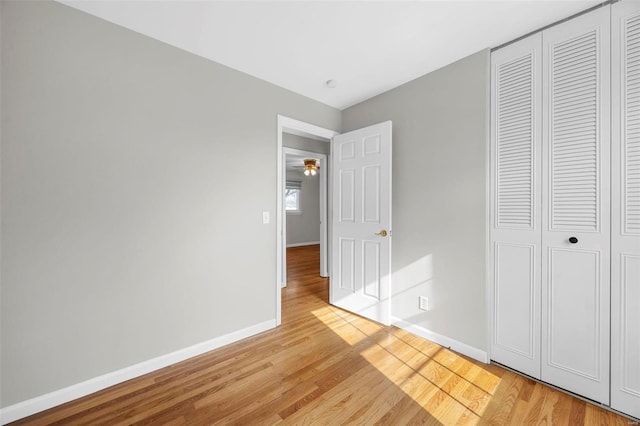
left=60, top=0, right=600, bottom=110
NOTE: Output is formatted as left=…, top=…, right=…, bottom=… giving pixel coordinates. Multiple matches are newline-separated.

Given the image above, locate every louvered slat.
left=497, top=54, right=534, bottom=228
left=626, top=14, right=640, bottom=233
left=551, top=30, right=599, bottom=230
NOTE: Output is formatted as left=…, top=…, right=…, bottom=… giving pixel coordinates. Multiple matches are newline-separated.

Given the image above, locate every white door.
left=611, top=0, right=640, bottom=418
left=490, top=33, right=542, bottom=379
left=541, top=7, right=611, bottom=404
left=331, top=121, right=392, bottom=325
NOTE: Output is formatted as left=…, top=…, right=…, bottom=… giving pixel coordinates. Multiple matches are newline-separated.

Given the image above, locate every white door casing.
left=331, top=121, right=392, bottom=325
left=611, top=0, right=640, bottom=418
left=276, top=115, right=339, bottom=326
left=490, top=33, right=542, bottom=379
left=541, top=7, right=611, bottom=404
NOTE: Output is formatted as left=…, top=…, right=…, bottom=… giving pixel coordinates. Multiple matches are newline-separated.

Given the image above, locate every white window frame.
left=285, top=180, right=302, bottom=215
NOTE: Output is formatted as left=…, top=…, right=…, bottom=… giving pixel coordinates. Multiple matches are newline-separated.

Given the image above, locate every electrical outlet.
left=418, top=296, right=429, bottom=311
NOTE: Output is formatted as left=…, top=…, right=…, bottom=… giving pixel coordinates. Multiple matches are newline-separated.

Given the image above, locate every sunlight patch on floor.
left=310, top=305, right=373, bottom=345
left=367, top=329, right=502, bottom=422
left=360, top=337, right=502, bottom=423
left=310, top=303, right=504, bottom=422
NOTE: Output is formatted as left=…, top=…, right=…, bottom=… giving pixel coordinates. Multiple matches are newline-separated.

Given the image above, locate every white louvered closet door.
left=490, top=34, right=542, bottom=379
left=541, top=7, right=611, bottom=404
left=611, top=1, right=640, bottom=418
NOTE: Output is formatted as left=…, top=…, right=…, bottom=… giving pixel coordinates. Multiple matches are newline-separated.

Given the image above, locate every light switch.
left=262, top=211, right=270, bottom=224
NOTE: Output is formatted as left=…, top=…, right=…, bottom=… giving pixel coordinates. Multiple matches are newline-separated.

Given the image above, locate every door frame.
left=282, top=147, right=328, bottom=287
left=276, top=115, right=338, bottom=326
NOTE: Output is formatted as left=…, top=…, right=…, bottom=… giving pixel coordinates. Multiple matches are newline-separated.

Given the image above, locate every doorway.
left=282, top=148, right=328, bottom=288
left=276, top=115, right=338, bottom=325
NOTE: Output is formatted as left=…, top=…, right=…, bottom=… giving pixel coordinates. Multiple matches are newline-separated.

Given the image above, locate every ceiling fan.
left=292, top=158, right=320, bottom=176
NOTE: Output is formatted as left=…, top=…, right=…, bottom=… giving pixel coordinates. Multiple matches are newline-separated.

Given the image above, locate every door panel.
left=541, top=6, right=610, bottom=404
left=494, top=242, right=537, bottom=360
left=339, top=169, right=355, bottom=222
left=363, top=166, right=381, bottom=223
left=547, top=248, right=601, bottom=379
left=331, top=121, right=392, bottom=325
left=490, top=33, right=542, bottom=379
left=362, top=241, right=380, bottom=299
left=611, top=1, right=640, bottom=418
left=339, top=238, right=355, bottom=291
left=616, top=255, right=640, bottom=396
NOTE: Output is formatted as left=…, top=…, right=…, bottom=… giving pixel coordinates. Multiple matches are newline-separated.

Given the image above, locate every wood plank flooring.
left=13, top=245, right=634, bottom=425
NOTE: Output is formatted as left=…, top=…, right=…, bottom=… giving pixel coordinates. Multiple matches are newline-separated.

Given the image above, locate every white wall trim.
left=279, top=116, right=339, bottom=141
left=0, top=319, right=276, bottom=425
left=286, top=241, right=320, bottom=248
left=392, top=317, right=489, bottom=364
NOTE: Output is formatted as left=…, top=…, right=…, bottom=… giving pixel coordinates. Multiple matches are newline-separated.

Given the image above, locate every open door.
left=331, top=121, right=392, bottom=325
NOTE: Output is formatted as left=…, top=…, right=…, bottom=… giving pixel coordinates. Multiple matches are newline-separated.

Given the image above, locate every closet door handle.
left=568, top=236, right=578, bottom=244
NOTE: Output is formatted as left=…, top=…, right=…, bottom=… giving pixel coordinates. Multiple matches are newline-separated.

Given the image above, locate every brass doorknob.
left=375, top=230, right=388, bottom=237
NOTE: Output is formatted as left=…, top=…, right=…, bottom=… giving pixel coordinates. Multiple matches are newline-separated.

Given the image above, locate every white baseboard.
left=0, top=319, right=276, bottom=425
left=391, top=316, right=488, bottom=364
left=286, top=241, right=320, bottom=248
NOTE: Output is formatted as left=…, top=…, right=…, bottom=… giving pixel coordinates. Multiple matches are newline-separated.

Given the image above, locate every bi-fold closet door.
left=491, top=5, right=610, bottom=403
left=540, top=6, right=610, bottom=405
left=491, top=2, right=640, bottom=417
left=490, top=32, right=542, bottom=380
left=611, top=1, right=640, bottom=419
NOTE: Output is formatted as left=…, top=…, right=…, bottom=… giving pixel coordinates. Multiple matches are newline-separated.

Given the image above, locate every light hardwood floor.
left=13, top=245, right=634, bottom=425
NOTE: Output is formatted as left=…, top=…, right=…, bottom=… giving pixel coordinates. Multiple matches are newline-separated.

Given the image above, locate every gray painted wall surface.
left=286, top=171, right=320, bottom=245
left=282, top=133, right=330, bottom=155
left=342, top=50, right=489, bottom=351
left=0, top=0, right=340, bottom=406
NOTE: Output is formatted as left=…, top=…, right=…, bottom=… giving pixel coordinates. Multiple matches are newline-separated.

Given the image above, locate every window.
left=285, top=180, right=302, bottom=214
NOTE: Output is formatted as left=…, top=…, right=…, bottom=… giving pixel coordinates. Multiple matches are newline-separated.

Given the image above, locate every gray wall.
left=0, top=0, right=340, bottom=407
left=342, top=50, right=489, bottom=351
left=286, top=171, right=320, bottom=245
left=283, top=133, right=330, bottom=155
